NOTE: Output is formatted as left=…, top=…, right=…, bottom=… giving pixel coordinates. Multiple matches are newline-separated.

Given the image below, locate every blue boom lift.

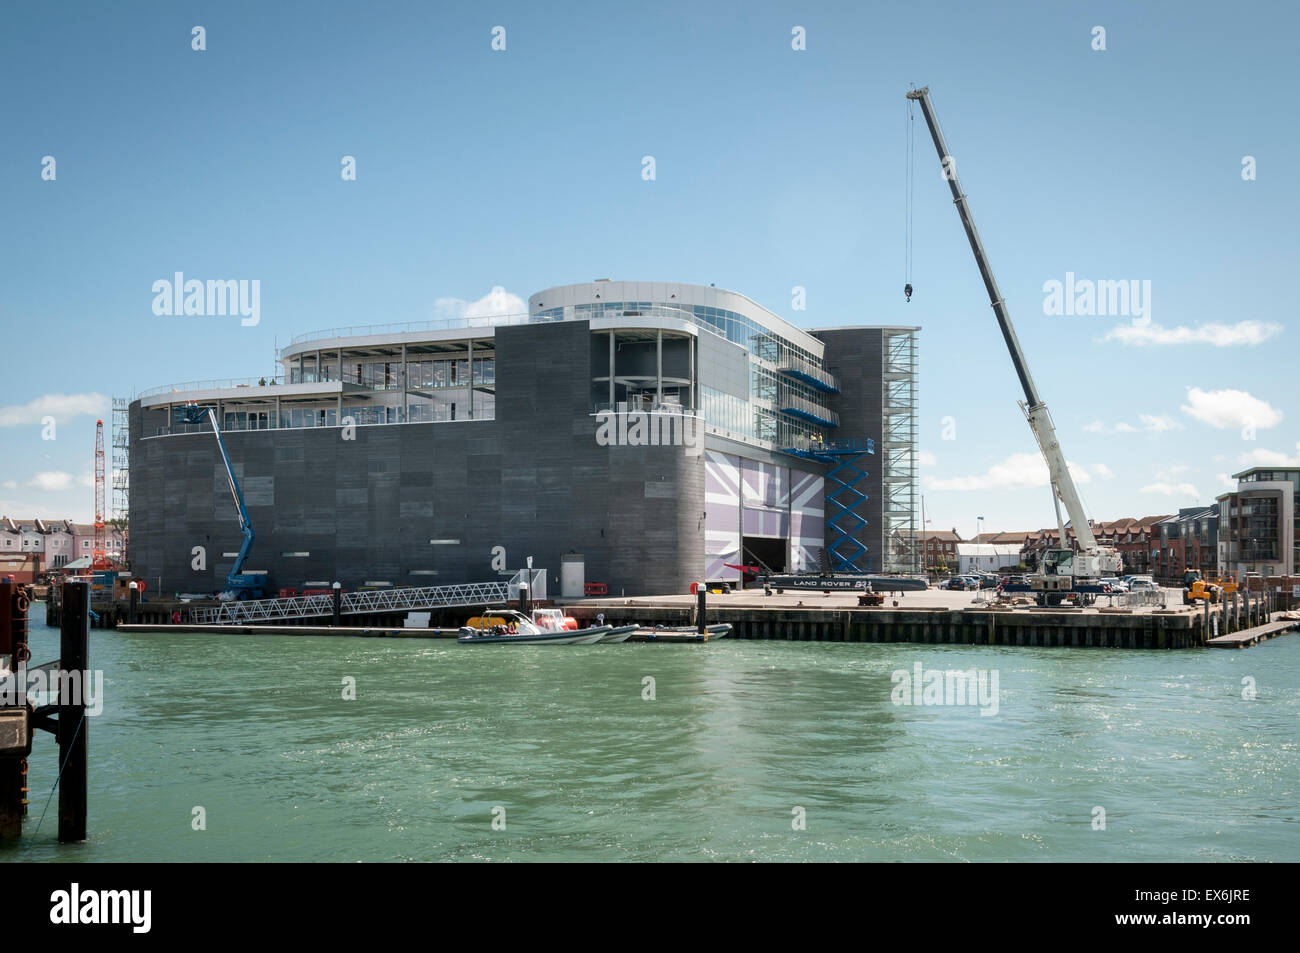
left=177, top=402, right=266, bottom=601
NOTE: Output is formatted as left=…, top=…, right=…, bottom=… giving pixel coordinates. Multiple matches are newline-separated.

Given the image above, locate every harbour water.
left=8, top=603, right=1299, bottom=862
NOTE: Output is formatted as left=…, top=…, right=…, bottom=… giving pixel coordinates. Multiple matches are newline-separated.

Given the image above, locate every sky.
left=1, top=0, right=1296, bottom=534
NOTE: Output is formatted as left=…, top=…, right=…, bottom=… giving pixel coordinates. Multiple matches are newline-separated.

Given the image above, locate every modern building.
left=1217, top=467, right=1299, bottom=579
left=128, top=281, right=919, bottom=596
left=1153, top=506, right=1218, bottom=582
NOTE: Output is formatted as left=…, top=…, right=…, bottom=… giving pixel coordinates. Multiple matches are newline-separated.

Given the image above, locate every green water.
left=6, top=603, right=1298, bottom=862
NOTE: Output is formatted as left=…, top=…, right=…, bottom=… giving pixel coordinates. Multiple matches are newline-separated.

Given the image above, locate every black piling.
left=332, top=583, right=342, bottom=627
left=57, top=579, right=89, bottom=843
left=518, top=583, right=531, bottom=616
left=696, top=584, right=707, bottom=634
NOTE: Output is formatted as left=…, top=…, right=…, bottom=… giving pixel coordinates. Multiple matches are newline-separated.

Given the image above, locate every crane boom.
left=179, top=402, right=262, bottom=597
left=906, top=86, right=1102, bottom=556
left=201, top=406, right=256, bottom=577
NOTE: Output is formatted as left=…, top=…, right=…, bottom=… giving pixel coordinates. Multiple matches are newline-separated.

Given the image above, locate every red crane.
left=93, top=418, right=108, bottom=569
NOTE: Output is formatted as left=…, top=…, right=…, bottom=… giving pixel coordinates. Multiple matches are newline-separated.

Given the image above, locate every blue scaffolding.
left=780, top=438, right=875, bottom=572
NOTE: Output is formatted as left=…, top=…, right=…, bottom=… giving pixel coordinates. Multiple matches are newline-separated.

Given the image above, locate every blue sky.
left=2, top=0, right=1296, bottom=533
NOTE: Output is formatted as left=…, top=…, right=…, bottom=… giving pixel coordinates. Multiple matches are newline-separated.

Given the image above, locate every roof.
left=0, top=518, right=87, bottom=534
left=1230, top=465, right=1300, bottom=480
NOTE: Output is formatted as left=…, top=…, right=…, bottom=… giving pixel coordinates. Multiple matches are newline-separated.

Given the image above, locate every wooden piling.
left=57, top=580, right=89, bottom=843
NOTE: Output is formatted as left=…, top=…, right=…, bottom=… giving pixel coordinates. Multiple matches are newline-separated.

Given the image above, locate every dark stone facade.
left=129, top=321, right=705, bottom=596
left=810, top=327, right=886, bottom=572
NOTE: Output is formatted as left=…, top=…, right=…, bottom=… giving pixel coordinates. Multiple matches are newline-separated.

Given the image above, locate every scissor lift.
left=781, top=439, right=875, bottom=572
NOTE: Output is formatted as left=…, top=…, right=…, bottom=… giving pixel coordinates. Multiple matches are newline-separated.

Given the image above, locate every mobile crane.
left=178, top=402, right=267, bottom=601
left=905, top=86, right=1121, bottom=605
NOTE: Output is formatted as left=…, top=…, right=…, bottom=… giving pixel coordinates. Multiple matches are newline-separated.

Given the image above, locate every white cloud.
left=1217, top=473, right=1236, bottom=489
left=924, top=452, right=1110, bottom=492
left=1236, top=443, right=1300, bottom=468
left=0, top=393, right=109, bottom=427
left=0, top=481, right=14, bottom=490
left=1181, top=387, right=1281, bottom=430
left=27, top=471, right=74, bottom=491
left=1083, top=413, right=1181, bottom=435
left=1153, top=464, right=1189, bottom=480
left=917, top=450, right=938, bottom=467
left=1139, top=482, right=1199, bottom=497
left=1083, top=420, right=1136, bottom=434
left=434, top=286, right=527, bottom=325
left=24, top=471, right=92, bottom=492
left=1102, top=321, right=1283, bottom=347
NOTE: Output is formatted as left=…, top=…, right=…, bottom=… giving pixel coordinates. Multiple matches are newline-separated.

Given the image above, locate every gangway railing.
left=189, top=580, right=512, bottom=624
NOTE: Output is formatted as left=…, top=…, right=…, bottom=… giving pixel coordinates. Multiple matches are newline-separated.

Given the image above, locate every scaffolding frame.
left=880, top=330, right=919, bottom=574
left=111, top=397, right=130, bottom=552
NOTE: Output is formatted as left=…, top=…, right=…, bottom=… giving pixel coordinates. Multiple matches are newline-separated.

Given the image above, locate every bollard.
left=58, top=579, right=89, bottom=843
left=331, top=582, right=342, bottom=627
left=696, top=583, right=707, bottom=634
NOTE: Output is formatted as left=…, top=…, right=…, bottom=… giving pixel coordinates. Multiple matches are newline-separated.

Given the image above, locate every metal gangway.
left=190, top=579, right=513, bottom=624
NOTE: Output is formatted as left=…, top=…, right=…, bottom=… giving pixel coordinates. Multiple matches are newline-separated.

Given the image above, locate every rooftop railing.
left=283, top=313, right=538, bottom=352
left=138, top=377, right=283, bottom=399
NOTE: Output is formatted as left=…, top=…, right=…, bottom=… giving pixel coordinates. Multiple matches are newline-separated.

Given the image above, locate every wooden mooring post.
left=57, top=579, right=89, bottom=842
left=1, top=579, right=92, bottom=843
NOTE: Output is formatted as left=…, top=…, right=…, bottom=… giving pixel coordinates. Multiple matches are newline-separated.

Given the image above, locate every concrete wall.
left=130, top=321, right=704, bottom=597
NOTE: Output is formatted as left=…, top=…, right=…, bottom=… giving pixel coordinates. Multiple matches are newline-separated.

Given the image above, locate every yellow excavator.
left=1183, top=570, right=1235, bottom=605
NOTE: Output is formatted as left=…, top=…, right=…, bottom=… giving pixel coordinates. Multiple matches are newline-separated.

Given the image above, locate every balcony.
left=776, top=356, right=840, bottom=394
left=776, top=395, right=839, bottom=428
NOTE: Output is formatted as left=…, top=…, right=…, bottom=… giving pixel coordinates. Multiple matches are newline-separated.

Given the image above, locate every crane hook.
left=904, top=283, right=913, bottom=302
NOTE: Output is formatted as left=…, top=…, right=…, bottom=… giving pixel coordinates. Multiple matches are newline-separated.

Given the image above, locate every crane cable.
left=904, top=93, right=915, bottom=302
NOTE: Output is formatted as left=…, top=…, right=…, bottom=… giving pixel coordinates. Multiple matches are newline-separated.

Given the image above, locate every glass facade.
left=145, top=293, right=836, bottom=455
left=545, top=300, right=833, bottom=453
